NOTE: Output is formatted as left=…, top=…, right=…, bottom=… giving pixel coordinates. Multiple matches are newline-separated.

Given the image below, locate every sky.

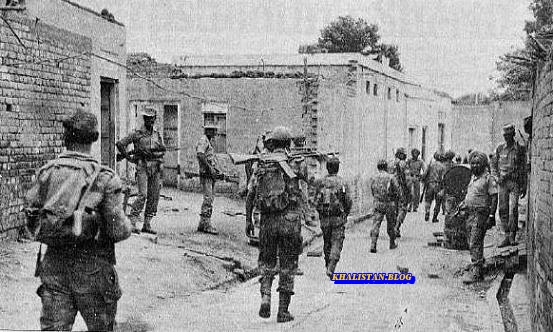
left=75, top=0, right=532, bottom=98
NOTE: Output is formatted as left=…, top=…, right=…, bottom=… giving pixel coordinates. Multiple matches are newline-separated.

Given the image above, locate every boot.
left=326, top=259, right=338, bottom=279
left=197, top=216, right=218, bottom=235
left=277, top=293, right=294, bottom=323
left=389, top=239, right=398, bottom=250
left=370, top=240, right=377, bottom=253
left=141, top=217, right=157, bottom=234
left=498, top=235, right=511, bottom=248
left=129, top=215, right=141, bottom=234
left=509, top=232, right=518, bottom=246
left=462, top=266, right=483, bottom=285
left=259, top=294, right=271, bottom=318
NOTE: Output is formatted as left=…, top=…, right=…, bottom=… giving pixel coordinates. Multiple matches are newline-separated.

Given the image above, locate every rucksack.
left=26, top=159, right=102, bottom=247
left=255, top=158, right=291, bottom=213
left=316, top=178, right=345, bottom=217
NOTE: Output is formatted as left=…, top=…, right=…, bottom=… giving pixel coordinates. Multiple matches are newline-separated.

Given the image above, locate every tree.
left=299, top=16, right=403, bottom=72
left=494, top=0, right=553, bottom=100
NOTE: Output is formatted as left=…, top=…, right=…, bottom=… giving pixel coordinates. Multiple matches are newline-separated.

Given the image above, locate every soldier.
left=313, top=156, right=352, bottom=278
left=492, top=124, right=527, bottom=247
left=389, top=147, right=410, bottom=237
left=406, top=148, right=425, bottom=212
left=245, top=126, right=307, bottom=323
left=422, top=151, right=446, bottom=223
left=195, top=127, right=222, bottom=235
left=460, top=151, right=498, bottom=284
left=26, top=110, right=132, bottom=330
left=369, top=160, right=400, bottom=253
left=116, top=108, right=166, bottom=234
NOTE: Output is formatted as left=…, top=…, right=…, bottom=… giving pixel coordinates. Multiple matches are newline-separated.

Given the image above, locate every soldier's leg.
left=277, top=212, right=302, bottom=323
left=463, top=210, right=487, bottom=284
left=369, top=210, right=385, bottom=252
left=37, top=279, right=78, bottom=331
left=508, top=181, right=520, bottom=244
left=143, top=166, right=161, bottom=233
left=433, top=190, right=443, bottom=223
left=424, top=185, right=435, bottom=221
left=386, top=207, right=398, bottom=249
left=327, top=223, right=345, bottom=274
left=497, top=182, right=511, bottom=247
left=412, top=179, right=421, bottom=211
left=129, top=167, right=148, bottom=231
left=395, top=201, right=408, bottom=233
left=258, top=214, right=278, bottom=318
left=198, top=177, right=217, bottom=233
left=321, top=225, right=332, bottom=267
left=77, top=294, right=118, bottom=331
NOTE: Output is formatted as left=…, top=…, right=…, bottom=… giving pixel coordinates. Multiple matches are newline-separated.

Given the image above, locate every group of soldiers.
left=21, top=104, right=531, bottom=329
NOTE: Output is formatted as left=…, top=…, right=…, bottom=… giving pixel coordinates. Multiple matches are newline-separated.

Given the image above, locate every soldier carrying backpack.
left=313, top=156, right=352, bottom=279
left=25, top=110, right=132, bottom=331
left=245, top=126, right=308, bottom=323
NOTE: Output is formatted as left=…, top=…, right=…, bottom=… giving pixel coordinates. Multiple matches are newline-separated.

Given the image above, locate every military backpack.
left=315, top=177, right=346, bottom=217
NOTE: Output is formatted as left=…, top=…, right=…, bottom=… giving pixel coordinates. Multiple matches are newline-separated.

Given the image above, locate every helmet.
left=411, top=148, right=420, bottom=156
left=142, top=108, right=157, bottom=117
left=469, top=151, right=488, bottom=166
left=327, top=156, right=340, bottom=166
left=62, top=110, right=99, bottom=144
left=267, top=126, right=292, bottom=142
left=377, top=159, right=388, bottom=170
left=444, top=150, right=456, bottom=161
left=395, top=147, right=406, bottom=160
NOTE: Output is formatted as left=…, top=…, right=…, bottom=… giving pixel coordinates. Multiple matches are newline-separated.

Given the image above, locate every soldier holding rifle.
left=116, top=108, right=166, bottom=234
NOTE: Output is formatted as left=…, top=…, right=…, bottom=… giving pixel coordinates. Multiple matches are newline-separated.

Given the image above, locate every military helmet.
left=62, top=110, right=99, bottom=144
left=411, top=148, right=420, bottom=156
left=444, top=150, right=456, bottom=161
left=327, top=156, right=340, bottom=166
left=469, top=151, right=489, bottom=166
left=266, top=126, right=292, bottom=142
left=377, top=159, right=388, bottom=170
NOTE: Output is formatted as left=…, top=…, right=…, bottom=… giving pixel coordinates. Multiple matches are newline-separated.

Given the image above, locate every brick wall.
left=528, top=59, right=553, bottom=331
left=0, top=12, right=92, bottom=238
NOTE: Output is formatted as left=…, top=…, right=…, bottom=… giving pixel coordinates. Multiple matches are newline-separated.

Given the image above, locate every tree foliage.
left=495, top=0, right=553, bottom=100
left=299, top=16, right=403, bottom=72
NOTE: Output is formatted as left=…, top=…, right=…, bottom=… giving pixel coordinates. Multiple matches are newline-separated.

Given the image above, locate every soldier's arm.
left=343, top=182, right=353, bottom=215
left=488, top=176, right=499, bottom=217
left=116, top=132, right=136, bottom=154
left=152, top=131, right=167, bottom=158
left=100, top=174, right=132, bottom=242
left=196, top=137, right=219, bottom=176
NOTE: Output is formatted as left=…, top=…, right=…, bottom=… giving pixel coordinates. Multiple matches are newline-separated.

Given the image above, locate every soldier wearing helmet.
left=117, top=107, right=166, bottom=234
left=422, top=151, right=447, bottom=222
left=406, top=148, right=425, bottom=212
left=313, top=156, right=352, bottom=278
left=388, top=147, right=410, bottom=238
left=246, top=126, right=308, bottom=323
left=368, top=159, right=400, bottom=253
left=26, top=110, right=132, bottom=330
left=459, top=151, right=498, bottom=284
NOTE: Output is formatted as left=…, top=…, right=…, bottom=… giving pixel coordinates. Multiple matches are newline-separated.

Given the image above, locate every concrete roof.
left=174, top=53, right=421, bottom=87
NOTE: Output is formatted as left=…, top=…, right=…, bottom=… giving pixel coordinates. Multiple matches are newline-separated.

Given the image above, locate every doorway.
left=100, top=78, right=117, bottom=168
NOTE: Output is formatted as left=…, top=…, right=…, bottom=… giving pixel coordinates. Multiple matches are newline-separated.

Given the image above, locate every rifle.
left=182, top=170, right=240, bottom=184
left=228, top=152, right=297, bottom=179
left=420, top=183, right=427, bottom=204
left=289, top=147, right=339, bottom=160
left=116, top=147, right=183, bottom=162
left=395, top=161, right=411, bottom=203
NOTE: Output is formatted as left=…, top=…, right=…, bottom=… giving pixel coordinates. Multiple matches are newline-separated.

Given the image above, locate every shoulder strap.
left=76, top=164, right=102, bottom=212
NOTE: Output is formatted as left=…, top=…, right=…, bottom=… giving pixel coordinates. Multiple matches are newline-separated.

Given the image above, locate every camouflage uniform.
left=406, top=157, right=425, bottom=211
left=247, top=149, right=307, bottom=310
left=389, top=157, right=409, bottom=236
left=491, top=125, right=527, bottom=246
left=26, top=111, right=132, bottom=331
left=117, top=115, right=165, bottom=232
left=423, top=156, right=446, bottom=222
left=369, top=167, right=400, bottom=251
left=313, top=172, right=352, bottom=275
left=196, top=134, right=221, bottom=233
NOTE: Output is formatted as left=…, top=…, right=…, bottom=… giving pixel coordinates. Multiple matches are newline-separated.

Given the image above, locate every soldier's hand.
left=520, top=190, right=526, bottom=199
left=245, top=221, right=255, bottom=237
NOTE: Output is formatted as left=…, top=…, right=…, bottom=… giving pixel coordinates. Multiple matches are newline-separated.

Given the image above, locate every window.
left=396, top=90, right=400, bottom=102
left=438, top=123, right=445, bottom=153
left=408, top=128, right=416, bottom=153
left=202, top=102, right=228, bottom=153
left=387, top=87, right=392, bottom=100
left=365, top=81, right=371, bottom=95
left=373, top=84, right=378, bottom=96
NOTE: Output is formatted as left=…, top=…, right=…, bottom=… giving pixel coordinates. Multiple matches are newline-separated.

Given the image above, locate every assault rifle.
left=228, top=152, right=297, bottom=179
left=116, top=147, right=183, bottom=162
left=182, top=170, right=240, bottom=184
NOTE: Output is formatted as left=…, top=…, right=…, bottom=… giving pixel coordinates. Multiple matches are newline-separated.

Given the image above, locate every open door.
left=100, top=78, right=118, bottom=168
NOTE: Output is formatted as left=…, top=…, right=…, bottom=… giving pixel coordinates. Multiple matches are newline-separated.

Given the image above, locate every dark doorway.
left=100, top=78, right=117, bottom=168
